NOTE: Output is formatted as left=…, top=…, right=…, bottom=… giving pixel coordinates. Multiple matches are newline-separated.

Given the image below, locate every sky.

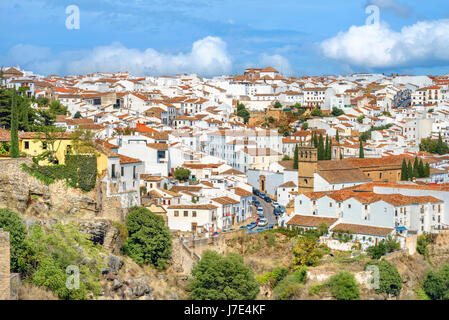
left=1, top=0, right=449, bottom=77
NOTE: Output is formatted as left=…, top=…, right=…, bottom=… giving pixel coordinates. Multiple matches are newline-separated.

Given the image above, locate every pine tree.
left=424, top=162, right=430, bottom=177
left=359, top=140, right=364, bottom=158
left=10, top=90, right=19, bottom=158
left=418, top=159, right=425, bottom=178
left=318, top=134, right=324, bottom=160
left=407, top=160, right=413, bottom=181
left=293, top=144, right=299, bottom=169
left=401, top=159, right=408, bottom=181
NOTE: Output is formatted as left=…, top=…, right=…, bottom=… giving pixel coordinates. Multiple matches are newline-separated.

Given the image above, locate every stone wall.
left=0, top=228, right=10, bottom=300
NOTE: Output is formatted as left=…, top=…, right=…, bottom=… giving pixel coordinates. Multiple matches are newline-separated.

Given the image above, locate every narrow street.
left=256, top=194, right=277, bottom=225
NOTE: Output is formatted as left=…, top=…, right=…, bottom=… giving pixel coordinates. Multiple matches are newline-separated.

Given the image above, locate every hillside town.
left=3, top=65, right=449, bottom=245
left=3, top=64, right=449, bottom=301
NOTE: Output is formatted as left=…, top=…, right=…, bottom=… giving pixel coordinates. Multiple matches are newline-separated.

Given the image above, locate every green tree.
left=311, top=107, right=323, bottom=117
left=335, top=130, right=340, bottom=143
left=331, top=107, right=344, bottom=117
left=317, top=222, right=329, bottom=236
left=317, top=133, right=325, bottom=160
left=292, top=235, right=323, bottom=267
left=10, top=90, right=20, bottom=158
left=407, top=160, right=413, bottom=181
left=423, top=264, right=449, bottom=300
left=273, top=268, right=307, bottom=300
left=278, top=124, right=293, bottom=137
left=418, top=159, right=425, bottom=178
left=273, top=101, right=282, bottom=109
left=436, top=132, right=448, bottom=155
left=293, top=144, right=299, bottom=170
left=236, top=103, right=250, bottom=124
left=174, top=167, right=191, bottom=181
left=401, top=159, right=408, bottom=181
left=357, top=115, right=365, bottom=124
left=359, top=140, right=364, bottom=158
left=327, top=137, right=332, bottom=160
left=122, top=206, right=172, bottom=269
left=0, top=208, right=27, bottom=273
left=188, top=250, right=259, bottom=300
left=424, top=162, right=431, bottom=177
left=417, top=233, right=432, bottom=257
left=282, top=155, right=292, bottom=161
left=413, top=156, right=419, bottom=178
left=327, top=271, right=360, bottom=300
left=74, top=111, right=82, bottom=119
left=365, top=260, right=402, bottom=297
left=301, top=122, right=309, bottom=131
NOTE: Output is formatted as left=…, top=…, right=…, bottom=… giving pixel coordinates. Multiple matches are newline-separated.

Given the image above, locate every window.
left=313, top=201, right=316, bottom=205
left=329, top=202, right=332, bottom=207
left=24, top=141, right=29, bottom=149
left=133, top=166, right=137, bottom=179
left=348, top=204, right=351, bottom=209
left=192, top=211, right=197, bottom=217
left=364, top=205, right=368, bottom=210
left=111, top=164, right=116, bottom=178
left=121, top=167, right=124, bottom=177
left=184, top=211, right=188, bottom=217
left=174, top=211, right=179, bottom=217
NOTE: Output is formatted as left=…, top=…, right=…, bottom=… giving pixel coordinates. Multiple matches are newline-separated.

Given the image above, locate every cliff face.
left=0, top=158, right=98, bottom=218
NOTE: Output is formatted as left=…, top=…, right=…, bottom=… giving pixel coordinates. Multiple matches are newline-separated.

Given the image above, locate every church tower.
left=297, top=145, right=318, bottom=193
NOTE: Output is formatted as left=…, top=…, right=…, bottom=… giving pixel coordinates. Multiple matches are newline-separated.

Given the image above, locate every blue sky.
left=1, top=0, right=449, bottom=77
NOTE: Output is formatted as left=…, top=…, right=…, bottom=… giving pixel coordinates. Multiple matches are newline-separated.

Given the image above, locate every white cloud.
left=366, top=0, right=413, bottom=17
left=2, top=36, right=233, bottom=77
left=259, top=54, right=293, bottom=75
left=320, top=19, right=449, bottom=69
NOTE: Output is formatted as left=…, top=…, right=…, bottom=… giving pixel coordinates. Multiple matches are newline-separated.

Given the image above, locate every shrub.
left=273, top=267, right=307, bottom=300
left=0, top=208, right=28, bottom=273
left=23, top=223, right=105, bottom=300
left=327, top=271, right=360, bottom=300
left=256, top=267, right=288, bottom=287
left=292, top=235, right=323, bottom=267
left=174, top=167, right=191, bottom=181
left=423, top=264, right=449, bottom=300
left=188, top=250, right=259, bottom=300
left=417, top=233, right=432, bottom=257
left=365, top=260, right=402, bottom=297
left=122, top=206, right=172, bottom=269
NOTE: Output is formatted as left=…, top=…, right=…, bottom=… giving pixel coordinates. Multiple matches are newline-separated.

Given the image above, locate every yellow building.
left=19, top=132, right=74, bottom=165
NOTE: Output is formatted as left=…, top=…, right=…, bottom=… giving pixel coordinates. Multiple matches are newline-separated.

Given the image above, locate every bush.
left=366, top=236, right=400, bottom=259
left=365, top=260, right=402, bottom=297
left=273, top=267, right=307, bottom=300
left=417, top=233, right=432, bottom=257
left=292, top=235, right=323, bottom=267
left=188, top=250, right=259, bottom=300
left=122, top=206, right=172, bottom=269
left=0, top=208, right=28, bottom=273
left=327, top=271, right=360, bottom=300
left=174, top=167, right=191, bottom=181
left=256, top=267, right=288, bottom=287
left=23, top=223, right=105, bottom=300
left=423, top=264, right=449, bottom=300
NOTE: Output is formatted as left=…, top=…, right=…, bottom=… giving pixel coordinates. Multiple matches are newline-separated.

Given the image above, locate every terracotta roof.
left=230, top=187, right=252, bottom=197
left=211, top=197, right=240, bottom=205
left=279, top=181, right=297, bottom=188
left=119, top=154, right=142, bottom=164
left=331, top=223, right=394, bottom=236
left=0, top=128, right=10, bottom=142
left=147, top=143, right=168, bottom=150
left=167, top=204, right=217, bottom=210
left=287, top=215, right=338, bottom=227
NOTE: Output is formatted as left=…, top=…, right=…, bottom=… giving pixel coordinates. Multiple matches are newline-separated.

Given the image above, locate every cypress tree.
left=10, top=90, right=19, bottom=158
left=401, top=159, right=408, bottom=181
left=424, top=162, right=430, bottom=177
left=436, top=132, right=444, bottom=155
left=293, top=144, right=299, bottom=169
left=328, top=137, right=333, bottom=160
left=407, top=160, right=413, bottom=180
left=336, top=130, right=340, bottom=143
left=318, top=133, right=324, bottom=160
left=418, top=159, right=425, bottom=178
left=359, top=140, right=364, bottom=158
left=325, top=135, right=329, bottom=160
left=313, top=131, right=318, bottom=148
left=413, top=157, right=419, bottom=178
left=340, top=150, right=343, bottom=160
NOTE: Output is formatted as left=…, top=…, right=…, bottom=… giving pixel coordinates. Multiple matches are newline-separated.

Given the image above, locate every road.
left=255, top=194, right=277, bottom=225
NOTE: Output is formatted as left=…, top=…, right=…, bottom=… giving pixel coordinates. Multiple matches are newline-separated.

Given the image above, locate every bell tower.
left=297, top=146, right=318, bottom=193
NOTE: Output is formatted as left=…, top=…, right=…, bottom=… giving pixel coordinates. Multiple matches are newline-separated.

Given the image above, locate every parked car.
left=259, top=192, right=266, bottom=198
left=254, top=200, right=260, bottom=207
left=258, top=218, right=268, bottom=227
left=240, top=225, right=247, bottom=229
left=257, top=207, right=264, bottom=216
left=273, top=207, right=281, bottom=215
left=279, top=205, right=286, bottom=213
left=247, top=223, right=257, bottom=230
left=264, top=196, right=272, bottom=203
left=253, top=189, right=260, bottom=196
left=272, top=202, right=279, bottom=208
